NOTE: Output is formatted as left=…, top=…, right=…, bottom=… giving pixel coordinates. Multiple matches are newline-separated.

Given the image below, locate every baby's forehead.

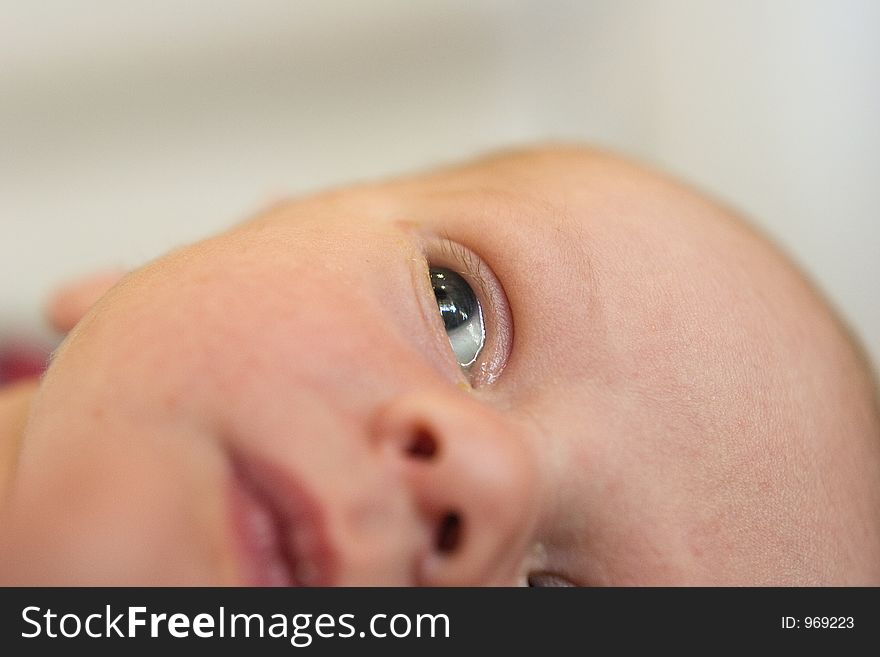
left=256, top=147, right=739, bottom=256
left=240, top=148, right=673, bottom=266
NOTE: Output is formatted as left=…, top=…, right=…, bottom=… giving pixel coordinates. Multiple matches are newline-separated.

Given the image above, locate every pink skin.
left=1, top=146, right=879, bottom=585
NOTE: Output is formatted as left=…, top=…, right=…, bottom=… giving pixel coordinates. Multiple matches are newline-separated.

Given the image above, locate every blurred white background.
left=2, top=0, right=878, bottom=365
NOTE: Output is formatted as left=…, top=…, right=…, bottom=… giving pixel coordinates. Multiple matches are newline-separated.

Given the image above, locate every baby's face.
left=3, top=148, right=879, bottom=585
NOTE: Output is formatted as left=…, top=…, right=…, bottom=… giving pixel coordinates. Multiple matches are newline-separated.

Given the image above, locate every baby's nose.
left=372, top=390, right=540, bottom=585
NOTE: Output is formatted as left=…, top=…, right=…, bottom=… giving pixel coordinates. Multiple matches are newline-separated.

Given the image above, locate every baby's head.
left=2, top=146, right=879, bottom=585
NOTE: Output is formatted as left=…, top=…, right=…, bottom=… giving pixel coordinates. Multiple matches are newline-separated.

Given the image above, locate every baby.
left=1, top=146, right=878, bottom=586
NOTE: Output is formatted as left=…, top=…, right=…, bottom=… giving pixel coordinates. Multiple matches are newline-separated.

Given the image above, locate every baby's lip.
left=229, top=453, right=337, bottom=586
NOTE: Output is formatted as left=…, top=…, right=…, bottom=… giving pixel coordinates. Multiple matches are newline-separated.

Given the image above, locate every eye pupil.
left=429, top=267, right=485, bottom=368
left=431, top=269, right=476, bottom=331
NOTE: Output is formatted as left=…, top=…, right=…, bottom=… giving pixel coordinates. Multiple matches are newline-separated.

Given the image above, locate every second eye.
left=429, top=267, right=485, bottom=368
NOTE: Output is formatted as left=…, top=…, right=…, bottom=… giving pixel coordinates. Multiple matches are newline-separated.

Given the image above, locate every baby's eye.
left=527, top=572, right=576, bottom=587
left=429, top=266, right=485, bottom=368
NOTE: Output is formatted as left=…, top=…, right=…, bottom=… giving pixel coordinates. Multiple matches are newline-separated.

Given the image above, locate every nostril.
left=435, top=512, right=462, bottom=554
left=406, top=427, right=438, bottom=460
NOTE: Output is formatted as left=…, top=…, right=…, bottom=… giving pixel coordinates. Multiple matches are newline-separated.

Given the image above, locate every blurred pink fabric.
left=0, top=338, right=50, bottom=385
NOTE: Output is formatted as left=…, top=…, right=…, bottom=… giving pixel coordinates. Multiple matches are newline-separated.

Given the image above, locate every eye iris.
left=429, top=267, right=485, bottom=367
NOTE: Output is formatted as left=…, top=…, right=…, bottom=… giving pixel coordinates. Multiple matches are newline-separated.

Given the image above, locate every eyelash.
left=438, top=235, right=490, bottom=291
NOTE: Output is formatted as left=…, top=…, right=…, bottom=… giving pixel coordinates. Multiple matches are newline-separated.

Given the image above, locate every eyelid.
left=438, top=239, right=491, bottom=291
left=415, top=232, right=513, bottom=387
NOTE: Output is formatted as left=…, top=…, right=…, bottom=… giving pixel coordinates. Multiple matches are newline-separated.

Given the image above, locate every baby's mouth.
left=230, top=454, right=336, bottom=586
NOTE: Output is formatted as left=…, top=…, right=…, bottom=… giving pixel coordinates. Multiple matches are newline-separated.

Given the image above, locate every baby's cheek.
left=528, top=387, right=726, bottom=584
left=4, top=415, right=228, bottom=585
